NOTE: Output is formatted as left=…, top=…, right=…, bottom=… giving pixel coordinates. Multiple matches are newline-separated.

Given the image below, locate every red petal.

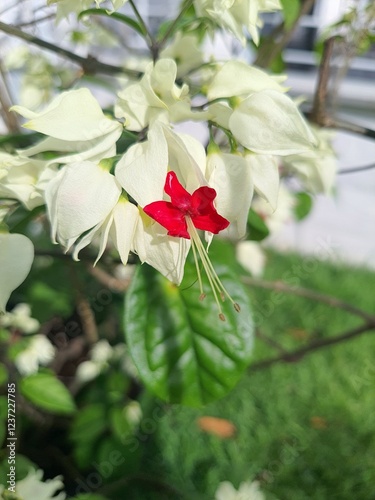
left=164, top=171, right=192, bottom=211
left=191, top=186, right=217, bottom=214
left=190, top=185, right=229, bottom=233
left=192, top=211, right=230, bottom=234
left=143, top=201, right=190, bottom=239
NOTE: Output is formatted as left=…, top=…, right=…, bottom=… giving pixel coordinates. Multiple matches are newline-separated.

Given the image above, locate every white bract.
left=160, top=33, right=205, bottom=77
left=45, top=160, right=121, bottom=245
left=207, top=60, right=286, bottom=101
left=206, top=151, right=254, bottom=240
left=229, top=90, right=317, bottom=155
left=215, top=479, right=265, bottom=500
left=15, top=335, right=55, bottom=375
left=0, top=152, right=55, bottom=210
left=12, top=89, right=123, bottom=165
left=194, top=0, right=282, bottom=45
left=116, top=58, right=207, bottom=131
left=49, top=0, right=128, bottom=22
left=284, top=127, right=337, bottom=194
left=0, top=233, right=34, bottom=313
left=0, top=303, right=39, bottom=334
left=236, top=240, right=266, bottom=277
left=252, top=182, right=296, bottom=234
left=0, top=469, right=66, bottom=500
left=206, top=150, right=280, bottom=240
left=116, top=123, right=206, bottom=283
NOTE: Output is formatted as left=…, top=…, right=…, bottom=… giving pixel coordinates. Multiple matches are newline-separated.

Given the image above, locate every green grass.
left=136, top=251, right=375, bottom=500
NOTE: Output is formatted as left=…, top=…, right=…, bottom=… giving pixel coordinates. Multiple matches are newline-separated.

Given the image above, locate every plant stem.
left=0, top=21, right=140, bottom=77
left=128, top=0, right=156, bottom=58
left=158, top=0, right=194, bottom=49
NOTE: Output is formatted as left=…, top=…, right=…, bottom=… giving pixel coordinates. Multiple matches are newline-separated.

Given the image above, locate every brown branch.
left=310, top=37, right=336, bottom=125
left=339, top=162, right=375, bottom=175
left=308, top=37, right=375, bottom=141
left=0, top=21, right=140, bottom=77
left=0, top=59, right=19, bottom=133
left=255, top=329, right=287, bottom=354
left=87, top=264, right=131, bottom=292
left=250, top=322, right=375, bottom=372
left=68, top=265, right=98, bottom=345
left=243, top=277, right=375, bottom=324
left=16, top=14, right=55, bottom=28
left=255, top=0, right=316, bottom=68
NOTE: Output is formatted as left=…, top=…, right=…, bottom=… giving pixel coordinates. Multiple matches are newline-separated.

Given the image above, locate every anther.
left=234, top=303, right=241, bottom=312
left=219, top=313, right=226, bottom=322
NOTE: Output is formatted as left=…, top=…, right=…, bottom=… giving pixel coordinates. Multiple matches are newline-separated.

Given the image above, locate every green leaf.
left=79, top=9, right=145, bottom=36
left=73, top=495, right=108, bottom=500
left=294, top=192, right=313, bottom=220
left=20, top=372, right=76, bottom=415
left=280, top=0, right=300, bottom=29
left=0, top=363, right=8, bottom=386
left=109, top=406, right=131, bottom=442
left=70, top=404, right=107, bottom=444
left=124, top=241, right=254, bottom=406
left=248, top=209, right=270, bottom=241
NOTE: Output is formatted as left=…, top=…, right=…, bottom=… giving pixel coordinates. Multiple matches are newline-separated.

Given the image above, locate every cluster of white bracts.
left=0, top=1, right=337, bottom=311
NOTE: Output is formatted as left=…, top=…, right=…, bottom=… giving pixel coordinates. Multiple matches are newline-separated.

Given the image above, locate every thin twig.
left=242, top=277, right=375, bottom=324
left=339, top=162, right=375, bottom=175
left=87, top=264, right=131, bottom=292
left=128, top=0, right=156, bottom=56
left=0, top=59, right=19, bottom=133
left=250, top=322, right=375, bottom=372
left=68, top=265, right=98, bottom=344
left=16, top=13, right=55, bottom=28
left=158, top=0, right=194, bottom=49
left=255, top=0, right=316, bottom=68
left=310, top=37, right=336, bottom=125
left=0, top=21, right=140, bottom=77
left=255, top=329, right=287, bottom=354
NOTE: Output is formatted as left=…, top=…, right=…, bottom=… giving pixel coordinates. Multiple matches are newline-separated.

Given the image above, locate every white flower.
left=229, top=90, right=317, bottom=156
left=284, top=127, right=337, bottom=194
left=12, top=89, right=123, bottom=165
left=15, top=335, right=55, bottom=375
left=207, top=61, right=286, bottom=102
left=115, top=59, right=206, bottom=131
left=91, top=339, right=113, bottom=363
left=236, top=241, right=266, bottom=277
left=0, top=152, right=56, bottom=210
left=252, top=182, right=296, bottom=234
left=73, top=197, right=139, bottom=266
left=49, top=0, right=128, bottom=22
left=0, top=303, right=39, bottom=334
left=0, top=468, right=66, bottom=500
left=194, top=0, right=282, bottom=45
left=116, top=122, right=209, bottom=284
left=0, top=233, right=34, bottom=313
left=124, top=401, right=142, bottom=427
left=206, top=151, right=254, bottom=240
left=215, top=480, right=265, bottom=500
left=160, top=33, right=205, bottom=77
left=75, top=340, right=114, bottom=384
left=74, top=360, right=101, bottom=384
left=45, top=160, right=119, bottom=241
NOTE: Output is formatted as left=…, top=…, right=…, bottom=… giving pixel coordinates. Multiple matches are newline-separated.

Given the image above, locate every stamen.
left=186, top=217, right=240, bottom=319
left=190, top=234, right=205, bottom=299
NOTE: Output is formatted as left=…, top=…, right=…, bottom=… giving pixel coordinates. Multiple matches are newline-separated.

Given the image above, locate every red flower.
left=143, top=171, right=229, bottom=239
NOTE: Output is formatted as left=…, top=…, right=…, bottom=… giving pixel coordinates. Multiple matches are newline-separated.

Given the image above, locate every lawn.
left=130, top=251, right=375, bottom=500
